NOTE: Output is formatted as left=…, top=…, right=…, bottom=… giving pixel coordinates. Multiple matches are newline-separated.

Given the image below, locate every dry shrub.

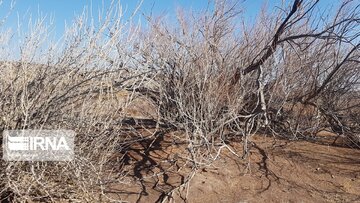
left=136, top=0, right=360, bottom=160
left=0, top=2, right=149, bottom=201
left=135, top=2, right=255, bottom=164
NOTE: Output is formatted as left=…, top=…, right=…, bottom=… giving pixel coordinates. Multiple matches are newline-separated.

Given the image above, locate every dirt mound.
left=186, top=136, right=360, bottom=203
left=102, top=133, right=360, bottom=202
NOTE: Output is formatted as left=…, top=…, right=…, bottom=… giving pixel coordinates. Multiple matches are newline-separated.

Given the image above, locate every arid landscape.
left=0, top=0, right=359, bottom=202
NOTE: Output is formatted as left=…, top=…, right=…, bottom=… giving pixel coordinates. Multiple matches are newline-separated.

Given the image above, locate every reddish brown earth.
left=104, top=131, right=360, bottom=203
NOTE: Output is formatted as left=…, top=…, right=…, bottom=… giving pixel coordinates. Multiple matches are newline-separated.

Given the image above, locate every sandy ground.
left=102, top=131, right=360, bottom=203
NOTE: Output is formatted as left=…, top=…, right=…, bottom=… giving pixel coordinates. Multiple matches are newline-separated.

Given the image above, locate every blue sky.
left=0, top=0, right=339, bottom=37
